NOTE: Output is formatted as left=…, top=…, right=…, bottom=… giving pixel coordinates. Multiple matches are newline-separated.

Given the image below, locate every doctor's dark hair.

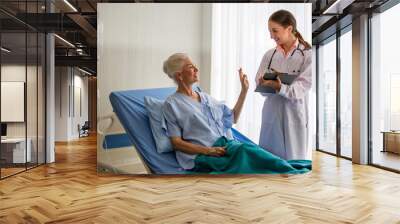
left=269, top=10, right=311, bottom=50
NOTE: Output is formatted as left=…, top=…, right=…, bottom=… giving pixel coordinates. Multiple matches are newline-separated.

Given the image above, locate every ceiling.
left=0, top=0, right=395, bottom=75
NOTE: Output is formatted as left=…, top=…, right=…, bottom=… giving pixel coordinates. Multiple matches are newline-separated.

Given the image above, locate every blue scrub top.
left=162, top=90, right=234, bottom=169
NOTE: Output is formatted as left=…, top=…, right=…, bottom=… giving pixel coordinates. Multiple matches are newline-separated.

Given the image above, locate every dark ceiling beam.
left=373, top=0, right=399, bottom=12
left=311, top=0, right=389, bottom=44
left=312, top=15, right=335, bottom=33
left=0, top=1, right=27, bottom=15
left=2, top=12, right=96, bottom=47
left=322, top=0, right=356, bottom=14
left=0, top=19, right=27, bottom=31
left=1, top=57, right=44, bottom=65
left=55, top=47, right=97, bottom=57
left=52, top=0, right=78, bottom=13
left=312, top=14, right=352, bottom=45
left=55, top=55, right=96, bottom=71
left=86, top=0, right=97, bottom=12
left=312, top=0, right=353, bottom=37
left=67, top=13, right=97, bottom=39
left=78, top=66, right=97, bottom=75
left=0, top=8, right=38, bottom=31
left=12, top=13, right=83, bottom=32
left=59, top=0, right=97, bottom=40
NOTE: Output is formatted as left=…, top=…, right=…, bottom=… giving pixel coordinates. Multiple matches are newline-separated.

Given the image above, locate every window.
left=340, top=28, right=352, bottom=158
left=210, top=3, right=313, bottom=148
left=0, top=1, right=47, bottom=179
left=370, top=2, right=400, bottom=171
left=317, top=37, right=337, bottom=154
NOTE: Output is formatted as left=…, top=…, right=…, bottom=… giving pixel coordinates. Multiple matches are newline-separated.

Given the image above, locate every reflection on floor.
left=0, top=162, right=42, bottom=179
left=97, top=133, right=148, bottom=174
left=341, top=148, right=352, bottom=159
left=373, top=150, right=400, bottom=171
left=0, top=167, right=25, bottom=178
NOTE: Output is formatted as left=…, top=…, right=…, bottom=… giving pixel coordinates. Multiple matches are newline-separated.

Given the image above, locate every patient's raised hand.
left=238, top=68, right=249, bottom=92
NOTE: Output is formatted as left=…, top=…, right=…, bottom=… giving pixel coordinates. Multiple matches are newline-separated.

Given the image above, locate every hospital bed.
left=97, top=87, right=256, bottom=174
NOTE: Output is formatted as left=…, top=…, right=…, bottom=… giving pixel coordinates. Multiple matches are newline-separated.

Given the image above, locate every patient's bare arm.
left=232, top=68, right=249, bottom=123
left=170, top=137, right=226, bottom=157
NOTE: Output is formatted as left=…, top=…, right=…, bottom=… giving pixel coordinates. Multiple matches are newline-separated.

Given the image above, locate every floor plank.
left=1, top=135, right=400, bottom=223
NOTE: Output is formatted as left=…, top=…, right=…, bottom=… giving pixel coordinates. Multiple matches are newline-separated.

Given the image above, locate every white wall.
left=98, top=3, right=211, bottom=124
left=55, top=67, right=69, bottom=141
left=1, top=64, right=46, bottom=164
left=1, top=65, right=26, bottom=81
left=1, top=65, right=37, bottom=138
left=1, top=65, right=27, bottom=140
left=55, top=67, right=89, bottom=141
left=72, top=73, right=89, bottom=138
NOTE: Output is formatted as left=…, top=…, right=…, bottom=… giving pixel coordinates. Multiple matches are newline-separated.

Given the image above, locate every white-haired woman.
left=162, top=53, right=311, bottom=174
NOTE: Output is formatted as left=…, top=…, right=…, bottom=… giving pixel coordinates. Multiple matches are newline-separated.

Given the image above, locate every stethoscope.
left=267, top=44, right=309, bottom=73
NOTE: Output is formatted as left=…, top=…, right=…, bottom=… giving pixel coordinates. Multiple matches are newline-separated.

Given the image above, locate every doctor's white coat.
left=255, top=42, right=312, bottom=160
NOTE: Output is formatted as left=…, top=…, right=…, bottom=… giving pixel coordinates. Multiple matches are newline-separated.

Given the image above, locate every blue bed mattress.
left=108, top=87, right=255, bottom=174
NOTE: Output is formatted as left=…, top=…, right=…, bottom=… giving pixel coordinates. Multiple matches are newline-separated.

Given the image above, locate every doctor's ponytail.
left=294, top=30, right=311, bottom=50
left=269, top=10, right=311, bottom=50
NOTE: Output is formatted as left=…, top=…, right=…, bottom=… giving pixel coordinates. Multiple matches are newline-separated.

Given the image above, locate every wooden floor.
left=1, top=135, right=400, bottom=223
left=373, top=150, right=400, bottom=171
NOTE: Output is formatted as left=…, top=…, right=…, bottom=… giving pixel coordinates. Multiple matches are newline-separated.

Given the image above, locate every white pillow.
left=144, top=96, right=173, bottom=153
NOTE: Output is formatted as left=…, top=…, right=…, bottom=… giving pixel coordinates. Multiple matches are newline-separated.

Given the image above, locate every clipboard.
left=255, top=72, right=298, bottom=94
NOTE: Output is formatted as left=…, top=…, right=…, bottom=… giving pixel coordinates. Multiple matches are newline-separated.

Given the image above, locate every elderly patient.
left=162, top=53, right=310, bottom=174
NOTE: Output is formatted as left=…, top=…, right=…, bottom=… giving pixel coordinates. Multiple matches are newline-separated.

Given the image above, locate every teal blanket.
left=187, top=137, right=311, bottom=174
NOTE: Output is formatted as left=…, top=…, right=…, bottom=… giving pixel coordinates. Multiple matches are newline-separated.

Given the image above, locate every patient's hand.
left=206, top=146, right=226, bottom=157
left=238, top=68, right=249, bottom=92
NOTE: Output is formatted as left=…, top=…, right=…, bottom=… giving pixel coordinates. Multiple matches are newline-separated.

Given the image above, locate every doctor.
left=256, top=9, right=312, bottom=160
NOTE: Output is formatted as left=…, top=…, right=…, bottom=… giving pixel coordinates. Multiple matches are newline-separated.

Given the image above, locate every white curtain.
left=210, top=3, right=313, bottom=147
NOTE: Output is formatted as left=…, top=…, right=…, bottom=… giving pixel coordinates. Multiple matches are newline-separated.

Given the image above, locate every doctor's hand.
left=206, top=146, right=226, bottom=157
left=238, top=68, right=249, bottom=93
left=260, top=76, right=282, bottom=92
